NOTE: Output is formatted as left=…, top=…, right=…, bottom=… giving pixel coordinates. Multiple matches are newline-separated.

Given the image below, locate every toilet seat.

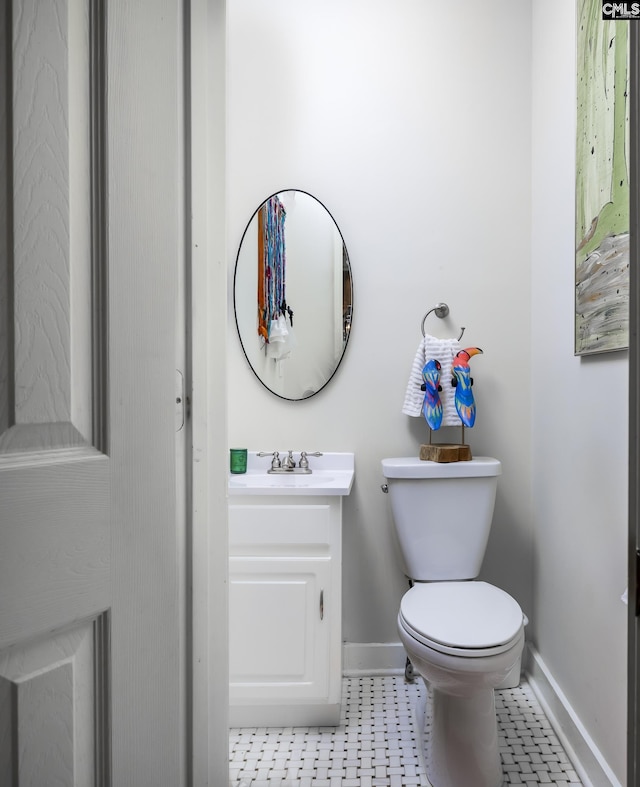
left=399, top=581, right=524, bottom=658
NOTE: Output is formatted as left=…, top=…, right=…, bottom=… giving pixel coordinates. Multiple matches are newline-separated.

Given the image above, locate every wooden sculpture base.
left=419, top=443, right=472, bottom=463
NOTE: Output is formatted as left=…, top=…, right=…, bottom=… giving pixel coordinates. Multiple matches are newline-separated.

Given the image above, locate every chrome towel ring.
left=420, top=302, right=465, bottom=341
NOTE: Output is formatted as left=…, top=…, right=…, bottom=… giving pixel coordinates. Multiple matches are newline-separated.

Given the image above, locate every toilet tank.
left=381, top=457, right=501, bottom=581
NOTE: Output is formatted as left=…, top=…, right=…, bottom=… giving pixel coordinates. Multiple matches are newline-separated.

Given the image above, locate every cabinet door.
left=229, top=556, right=332, bottom=703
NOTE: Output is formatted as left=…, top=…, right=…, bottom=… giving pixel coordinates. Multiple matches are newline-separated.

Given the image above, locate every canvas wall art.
left=575, top=0, right=629, bottom=355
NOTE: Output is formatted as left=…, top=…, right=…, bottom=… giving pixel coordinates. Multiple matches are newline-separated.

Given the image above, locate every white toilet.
left=381, top=456, right=525, bottom=787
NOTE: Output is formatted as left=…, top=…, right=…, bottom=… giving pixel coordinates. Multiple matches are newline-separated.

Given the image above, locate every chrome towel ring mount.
left=420, top=302, right=465, bottom=341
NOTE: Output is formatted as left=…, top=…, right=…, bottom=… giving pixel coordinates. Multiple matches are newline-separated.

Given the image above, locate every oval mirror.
left=233, top=190, right=353, bottom=400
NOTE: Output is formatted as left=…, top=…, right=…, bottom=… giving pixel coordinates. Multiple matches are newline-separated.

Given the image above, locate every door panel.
left=0, top=614, right=109, bottom=787
left=1, top=0, right=100, bottom=454
left=12, top=0, right=92, bottom=439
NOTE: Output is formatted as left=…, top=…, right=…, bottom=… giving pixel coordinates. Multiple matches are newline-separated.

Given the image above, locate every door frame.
left=629, top=22, right=639, bottom=787
left=187, top=0, right=229, bottom=784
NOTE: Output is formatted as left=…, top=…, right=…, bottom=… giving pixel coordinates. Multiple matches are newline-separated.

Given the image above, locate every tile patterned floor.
left=229, top=675, right=583, bottom=787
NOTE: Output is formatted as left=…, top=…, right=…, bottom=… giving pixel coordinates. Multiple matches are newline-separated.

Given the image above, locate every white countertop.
left=228, top=451, right=355, bottom=496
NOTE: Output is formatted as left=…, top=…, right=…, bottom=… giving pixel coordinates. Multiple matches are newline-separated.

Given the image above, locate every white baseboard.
left=342, top=641, right=407, bottom=676
left=526, top=648, right=622, bottom=787
left=229, top=701, right=340, bottom=729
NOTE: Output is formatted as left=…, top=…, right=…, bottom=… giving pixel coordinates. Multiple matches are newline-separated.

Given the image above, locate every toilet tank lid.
left=381, top=456, right=501, bottom=479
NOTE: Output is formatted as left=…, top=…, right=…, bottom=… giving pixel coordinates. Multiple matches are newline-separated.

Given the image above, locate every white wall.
left=531, top=1, right=627, bottom=782
left=227, top=0, right=534, bottom=649
left=227, top=0, right=626, bottom=782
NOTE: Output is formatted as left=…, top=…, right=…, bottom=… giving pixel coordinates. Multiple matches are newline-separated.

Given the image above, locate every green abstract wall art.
left=575, top=0, right=629, bottom=355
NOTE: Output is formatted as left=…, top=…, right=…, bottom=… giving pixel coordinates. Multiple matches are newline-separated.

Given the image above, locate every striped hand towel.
left=401, top=334, right=462, bottom=426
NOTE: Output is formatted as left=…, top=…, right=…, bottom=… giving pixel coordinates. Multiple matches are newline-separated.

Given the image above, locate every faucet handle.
left=257, top=450, right=281, bottom=470
left=299, top=451, right=323, bottom=470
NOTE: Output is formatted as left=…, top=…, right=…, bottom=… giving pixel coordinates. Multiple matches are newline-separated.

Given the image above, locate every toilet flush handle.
left=381, top=483, right=389, bottom=493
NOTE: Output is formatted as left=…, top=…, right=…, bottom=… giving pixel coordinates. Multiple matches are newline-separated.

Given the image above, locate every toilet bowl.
left=397, top=581, right=524, bottom=787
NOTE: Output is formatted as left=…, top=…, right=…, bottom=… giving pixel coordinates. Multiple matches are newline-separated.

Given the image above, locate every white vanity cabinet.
left=228, top=496, right=343, bottom=728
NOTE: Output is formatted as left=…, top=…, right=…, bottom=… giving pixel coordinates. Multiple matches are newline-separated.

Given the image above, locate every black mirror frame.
left=233, top=189, right=353, bottom=401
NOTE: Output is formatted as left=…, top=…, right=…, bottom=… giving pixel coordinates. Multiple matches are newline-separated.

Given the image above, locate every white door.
left=0, top=2, right=186, bottom=785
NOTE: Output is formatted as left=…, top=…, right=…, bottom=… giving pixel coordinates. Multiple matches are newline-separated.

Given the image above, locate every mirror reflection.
left=233, top=190, right=353, bottom=400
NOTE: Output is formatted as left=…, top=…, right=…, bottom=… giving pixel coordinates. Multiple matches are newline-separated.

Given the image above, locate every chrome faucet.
left=257, top=450, right=323, bottom=474
left=282, top=450, right=296, bottom=470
